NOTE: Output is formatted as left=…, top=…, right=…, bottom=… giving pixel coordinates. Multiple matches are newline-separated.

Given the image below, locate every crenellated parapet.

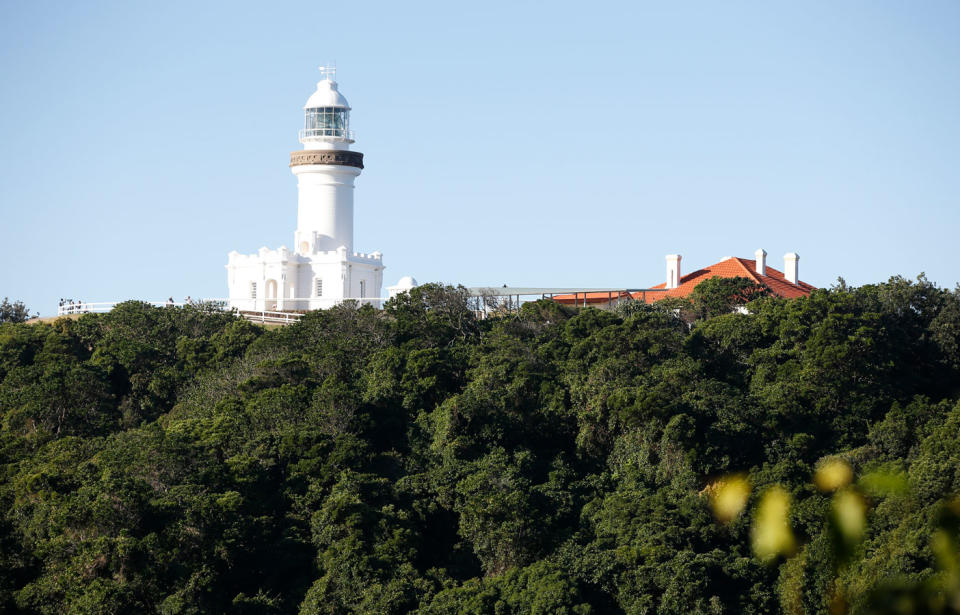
left=227, top=247, right=382, bottom=266
left=227, top=247, right=295, bottom=266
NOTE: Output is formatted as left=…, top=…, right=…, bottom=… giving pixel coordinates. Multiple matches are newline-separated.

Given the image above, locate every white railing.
left=57, top=299, right=303, bottom=324
left=55, top=298, right=391, bottom=325
left=225, top=297, right=385, bottom=313
left=56, top=300, right=305, bottom=325
left=57, top=301, right=192, bottom=315
left=298, top=128, right=355, bottom=141
left=235, top=309, right=304, bottom=325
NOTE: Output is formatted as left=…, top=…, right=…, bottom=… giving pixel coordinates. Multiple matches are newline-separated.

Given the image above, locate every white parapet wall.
left=226, top=246, right=383, bottom=312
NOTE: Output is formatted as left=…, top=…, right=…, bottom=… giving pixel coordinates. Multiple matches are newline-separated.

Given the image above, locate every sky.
left=1, top=1, right=958, bottom=315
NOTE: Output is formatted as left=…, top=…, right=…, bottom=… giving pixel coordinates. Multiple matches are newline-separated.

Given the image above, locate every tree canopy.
left=0, top=277, right=959, bottom=613
left=0, top=298, right=32, bottom=324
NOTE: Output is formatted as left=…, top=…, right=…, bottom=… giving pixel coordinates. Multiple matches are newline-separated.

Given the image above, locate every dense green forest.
left=2, top=277, right=960, bottom=614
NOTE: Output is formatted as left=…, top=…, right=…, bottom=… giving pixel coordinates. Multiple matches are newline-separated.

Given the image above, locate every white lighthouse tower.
left=226, top=68, right=384, bottom=311
left=293, top=67, right=361, bottom=255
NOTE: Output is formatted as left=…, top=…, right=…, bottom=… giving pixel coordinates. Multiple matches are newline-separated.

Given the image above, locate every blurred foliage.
left=709, top=474, right=751, bottom=523
left=0, top=277, right=958, bottom=612
left=815, top=459, right=854, bottom=492
left=752, top=486, right=797, bottom=563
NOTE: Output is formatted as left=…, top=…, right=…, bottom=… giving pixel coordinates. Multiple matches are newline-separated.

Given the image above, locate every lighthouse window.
left=304, top=107, right=349, bottom=138
left=360, top=280, right=366, bottom=299
left=315, top=278, right=323, bottom=297
left=250, top=282, right=257, bottom=299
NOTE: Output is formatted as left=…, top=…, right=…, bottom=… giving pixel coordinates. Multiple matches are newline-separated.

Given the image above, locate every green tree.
left=0, top=297, right=33, bottom=323
left=689, top=276, right=771, bottom=320
left=0, top=278, right=958, bottom=613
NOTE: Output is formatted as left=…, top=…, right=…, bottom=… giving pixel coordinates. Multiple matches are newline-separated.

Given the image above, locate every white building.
left=226, top=68, right=386, bottom=311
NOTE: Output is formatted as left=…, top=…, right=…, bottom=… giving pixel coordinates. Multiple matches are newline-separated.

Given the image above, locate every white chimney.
left=666, top=254, right=682, bottom=289
left=784, top=253, right=799, bottom=284
left=755, top=248, right=767, bottom=276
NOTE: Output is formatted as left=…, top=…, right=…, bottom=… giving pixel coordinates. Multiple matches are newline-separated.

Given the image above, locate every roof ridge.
left=759, top=263, right=804, bottom=289
left=731, top=257, right=763, bottom=284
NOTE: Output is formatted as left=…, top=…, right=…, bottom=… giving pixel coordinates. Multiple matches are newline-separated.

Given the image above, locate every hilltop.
left=1, top=278, right=959, bottom=614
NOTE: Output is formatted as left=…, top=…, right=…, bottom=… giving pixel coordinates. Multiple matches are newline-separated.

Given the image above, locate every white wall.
left=227, top=248, right=383, bottom=311
left=293, top=165, right=361, bottom=253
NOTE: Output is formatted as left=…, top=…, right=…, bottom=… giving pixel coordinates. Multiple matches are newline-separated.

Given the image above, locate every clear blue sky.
left=2, top=1, right=958, bottom=315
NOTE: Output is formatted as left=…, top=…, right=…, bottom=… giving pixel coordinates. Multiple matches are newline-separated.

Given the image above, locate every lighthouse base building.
left=226, top=69, right=389, bottom=312
left=226, top=245, right=384, bottom=312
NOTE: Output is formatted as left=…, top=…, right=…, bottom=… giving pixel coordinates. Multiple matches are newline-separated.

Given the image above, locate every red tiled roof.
left=552, top=257, right=815, bottom=305
left=551, top=290, right=637, bottom=305
left=647, top=257, right=816, bottom=300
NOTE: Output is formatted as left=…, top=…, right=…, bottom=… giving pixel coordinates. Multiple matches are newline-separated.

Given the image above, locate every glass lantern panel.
left=304, top=107, right=349, bottom=138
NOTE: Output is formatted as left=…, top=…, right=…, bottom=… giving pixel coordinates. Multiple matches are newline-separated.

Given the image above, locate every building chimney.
left=666, top=254, right=682, bottom=289
left=784, top=253, right=799, bottom=284
left=755, top=248, right=767, bottom=276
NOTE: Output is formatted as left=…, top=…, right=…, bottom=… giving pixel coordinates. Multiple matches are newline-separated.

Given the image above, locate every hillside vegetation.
left=1, top=277, right=960, bottom=614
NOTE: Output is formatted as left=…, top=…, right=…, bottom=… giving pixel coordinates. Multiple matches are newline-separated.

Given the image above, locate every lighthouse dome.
left=300, top=68, right=354, bottom=147
left=305, top=79, right=350, bottom=109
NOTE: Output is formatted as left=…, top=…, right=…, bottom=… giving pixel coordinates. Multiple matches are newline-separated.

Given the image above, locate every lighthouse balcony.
left=299, top=128, right=355, bottom=141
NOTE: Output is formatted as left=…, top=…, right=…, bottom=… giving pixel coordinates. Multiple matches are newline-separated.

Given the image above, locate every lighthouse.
left=292, top=67, right=362, bottom=254
left=226, top=68, right=385, bottom=312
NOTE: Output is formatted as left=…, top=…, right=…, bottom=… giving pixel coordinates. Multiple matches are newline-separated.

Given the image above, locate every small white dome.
left=304, top=79, right=350, bottom=109
left=386, top=276, right=419, bottom=300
